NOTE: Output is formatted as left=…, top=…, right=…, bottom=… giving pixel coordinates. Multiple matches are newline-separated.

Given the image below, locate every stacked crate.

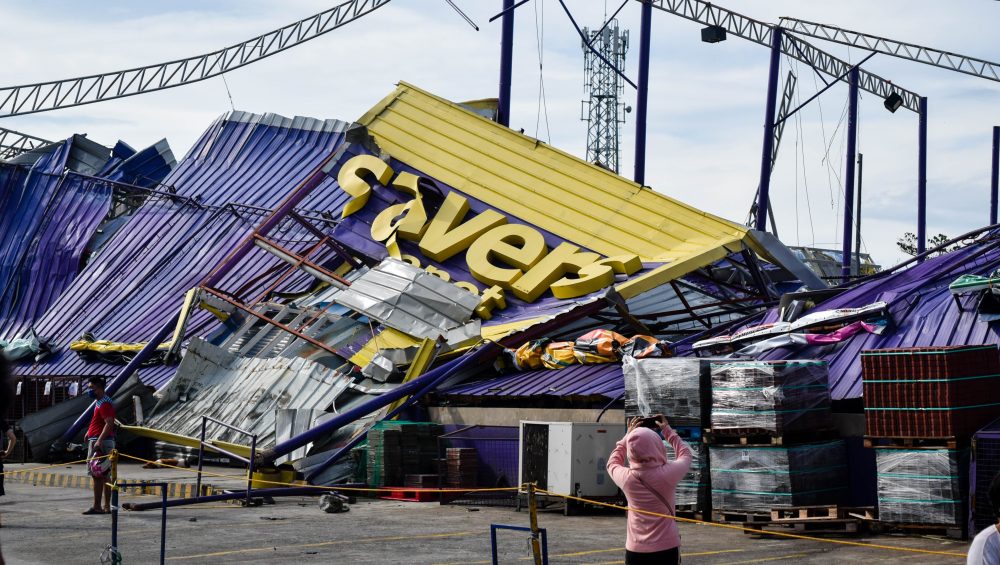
left=860, top=345, right=1000, bottom=536
left=862, top=345, right=1000, bottom=438
left=364, top=421, right=446, bottom=487
left=707, top=360, right=846, bottom=516
left=623, top=358, right=714, bottom=515
left=367, top=428, right=402, bottom=487
left=445, top=447, right=479, bottom=488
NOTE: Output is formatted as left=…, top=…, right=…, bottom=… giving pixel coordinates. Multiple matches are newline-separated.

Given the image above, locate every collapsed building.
left=6, top=82, right=998, bottom=537
left=2, top=83, right=821, bottom=484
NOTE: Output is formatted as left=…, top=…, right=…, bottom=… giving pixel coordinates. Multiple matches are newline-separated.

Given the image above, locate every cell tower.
left=581, top=21, right=629, bottom=173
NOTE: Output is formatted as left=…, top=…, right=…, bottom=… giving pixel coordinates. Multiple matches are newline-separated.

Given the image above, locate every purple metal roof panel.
left=688, top=235, right=1000, bottom=400
left=439, top=362, right=624, bottom=400
left=0, top=140, right=109, bottom=339
left=15, top=111, right=352, bottom=389
left=0, top=135, right=177, bottom=342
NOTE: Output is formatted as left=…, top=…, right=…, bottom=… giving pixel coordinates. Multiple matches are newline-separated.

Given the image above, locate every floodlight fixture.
left=701, top=25, right=727, bottom=43
left=884, top=92, right=904, bottom=113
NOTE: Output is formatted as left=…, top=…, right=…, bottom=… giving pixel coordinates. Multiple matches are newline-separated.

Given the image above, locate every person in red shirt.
left=83, top=376, right=115, bottom=515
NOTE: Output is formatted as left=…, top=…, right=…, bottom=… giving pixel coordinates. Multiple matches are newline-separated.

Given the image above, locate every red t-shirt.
left=86, top=397, right=115, bottom=439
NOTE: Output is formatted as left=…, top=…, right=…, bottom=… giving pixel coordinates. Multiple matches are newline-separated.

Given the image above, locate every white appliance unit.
left=518, top=421, right=625, bottom=499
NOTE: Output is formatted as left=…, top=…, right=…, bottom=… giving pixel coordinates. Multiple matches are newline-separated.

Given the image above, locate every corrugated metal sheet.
left=358, top=82, right=758, bottom=298
left=15, top=111, right=354, bottom=389
left=332, top=258, right=478, bottom=340
left=681, top=232, right=1000, bottom=400
left=145, top=338, right=351, bottom=447
left=438, top=362, right=624, bottom=401
left=0, top=135, right=175, bottom=340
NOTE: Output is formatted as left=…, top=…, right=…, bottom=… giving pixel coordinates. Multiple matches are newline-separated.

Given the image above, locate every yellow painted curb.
left=4, top=470, right=214, bottom=498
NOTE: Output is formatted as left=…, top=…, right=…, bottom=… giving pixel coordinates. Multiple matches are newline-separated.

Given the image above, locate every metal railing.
left=194, top=415, right=258, bottom=507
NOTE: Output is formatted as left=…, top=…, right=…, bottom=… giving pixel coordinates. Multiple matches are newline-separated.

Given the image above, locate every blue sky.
left=3, top=0, right=999, bottom=267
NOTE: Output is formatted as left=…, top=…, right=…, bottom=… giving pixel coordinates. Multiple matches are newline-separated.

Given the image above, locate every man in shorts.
left=83, top=376, right=115, bottom=515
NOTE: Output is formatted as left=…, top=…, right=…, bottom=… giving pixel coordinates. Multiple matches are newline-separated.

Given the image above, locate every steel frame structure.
left=0, top=0, right=391, bottom=118
left=0, top=127, right=52, bottom=159
left=779, top=17, right=1000, bottom=84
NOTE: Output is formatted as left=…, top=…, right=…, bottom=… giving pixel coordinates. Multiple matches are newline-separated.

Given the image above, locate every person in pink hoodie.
left=607, top=415, right=692, bottom=565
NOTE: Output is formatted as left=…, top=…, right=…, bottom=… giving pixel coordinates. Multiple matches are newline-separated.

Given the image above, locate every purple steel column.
left=497, top=0, right=514, bottom=127
left=917, top=97, right=928, bottom=259
left=633, top=0, right=652, bottom=186
left=991, top=126, right=999, bottom=225
left=755, top=27, right=783, bottom=232
left=841, top=68, right=859, bottom=283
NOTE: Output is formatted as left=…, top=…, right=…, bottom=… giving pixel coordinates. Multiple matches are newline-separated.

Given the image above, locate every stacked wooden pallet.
left=860, top=345, right=1000, bottom=540
left=707, top=360, right=847, bottom=521
left=741, top=505, right=873, bottom=536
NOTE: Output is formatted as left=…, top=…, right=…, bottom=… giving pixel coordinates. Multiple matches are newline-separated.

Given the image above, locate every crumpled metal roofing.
left=145, top=338, right=352, bottom=448
left=332, top=258, right=479, bottom=340
left=684, top=231, right=1000, bottom=400
left=437, top=362, right=625, bottom=401
left=0, top=135, right=175, bottom=340
left=16, top=111, right=353, bottom=389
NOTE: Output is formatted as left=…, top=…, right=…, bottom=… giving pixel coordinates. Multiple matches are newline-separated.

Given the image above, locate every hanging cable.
left=797, top=87, right=817, bottom=246
left=533, top=0, right=552, bottom=142
left=221, top=73, right=236, bottom=112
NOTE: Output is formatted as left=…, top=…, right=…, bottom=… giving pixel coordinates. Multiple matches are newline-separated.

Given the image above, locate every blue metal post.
left=491, top=525, right=500, bottom=565
left=755, top=27, right=783, bottom=232
left=992, top=126, right=999, bottom=225
left=633, top=0, right=652, bottom=186
left=111, top=487, right=120, bottom=564
left=159, top=485, right=167, bottom=565
left=498, top=0, right=514, bottom=127
left=112, top=482, right=168, bottom=564
left=917, top=96, right=928, bottom=258
left=841, top=68, right=859, bottom=283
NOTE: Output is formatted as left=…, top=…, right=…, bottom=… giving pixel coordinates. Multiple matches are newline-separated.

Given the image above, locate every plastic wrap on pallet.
left=710, top=440, right=847, bottom=512
left=710, top=361, right=833, bottom=434
left=665, top=439, right=709, bottom=510
left=876, top=448, right=968, bottom=526
left=623, top=357, right=713, bottom=427
left=973, top=417, right=1000, bottom=533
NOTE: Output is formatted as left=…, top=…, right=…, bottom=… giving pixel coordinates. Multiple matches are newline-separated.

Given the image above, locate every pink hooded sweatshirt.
left=607, top=426, right=692, bottom=553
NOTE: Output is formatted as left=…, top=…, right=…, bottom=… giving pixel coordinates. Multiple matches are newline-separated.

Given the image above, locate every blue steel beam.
left=917, top=97, right=928, bottom=258
left=497, top=0, right=515, bottom=127
left=992, top=126, right=999, bottom=225
left=755, top=27, right=782, bottom=232
left=841, top=67, right=859, bottom=282
left=633, top=0, right=652, bottom=185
